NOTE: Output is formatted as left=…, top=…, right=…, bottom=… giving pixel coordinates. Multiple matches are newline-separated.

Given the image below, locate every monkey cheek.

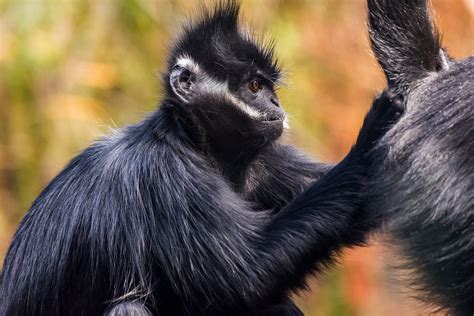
left=260, top=121, right=284, bottom=142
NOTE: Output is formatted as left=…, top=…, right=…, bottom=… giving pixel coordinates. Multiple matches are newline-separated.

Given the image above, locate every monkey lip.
left=260, top=115, right=284, bottom=123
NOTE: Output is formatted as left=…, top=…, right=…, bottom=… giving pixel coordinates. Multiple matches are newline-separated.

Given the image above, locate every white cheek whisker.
left=198, top=76, right=263, bottom=119
left=283, top=117, right=290, bottom=129
left=175, top=55, right=200, bottom=74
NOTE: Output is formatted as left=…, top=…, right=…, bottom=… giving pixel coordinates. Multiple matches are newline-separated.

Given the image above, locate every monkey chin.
left=259, top=119, right=284, bottom=143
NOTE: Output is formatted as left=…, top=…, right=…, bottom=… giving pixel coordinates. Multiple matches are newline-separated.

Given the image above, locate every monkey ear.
left=170, top=65, right=196, bottom=103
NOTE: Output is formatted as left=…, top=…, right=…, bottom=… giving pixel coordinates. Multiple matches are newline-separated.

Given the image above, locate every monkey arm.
left=149, top=139, right=367, bottom=313
left=243, top=143, right=334, bottom=211
left=244, top=142, right=384, bottom=244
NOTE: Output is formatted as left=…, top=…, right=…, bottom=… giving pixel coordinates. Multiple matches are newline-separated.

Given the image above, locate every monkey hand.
left=354, top=88, right=405, bottom=154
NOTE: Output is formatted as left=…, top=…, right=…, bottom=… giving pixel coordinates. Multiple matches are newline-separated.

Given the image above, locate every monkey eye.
left=249, top=80, right=262, bottom=93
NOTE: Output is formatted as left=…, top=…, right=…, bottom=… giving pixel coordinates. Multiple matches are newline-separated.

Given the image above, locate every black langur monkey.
left=367, top=0, right=473, bottom=314
left=1, top=3, right=404, bottom=316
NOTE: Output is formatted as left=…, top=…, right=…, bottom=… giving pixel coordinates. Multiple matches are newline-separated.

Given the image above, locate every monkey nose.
left=270, top=98, right=280, bottom=107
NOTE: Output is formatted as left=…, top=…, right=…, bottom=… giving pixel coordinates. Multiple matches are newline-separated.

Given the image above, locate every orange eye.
left=249, top=80, right=262, bottom=93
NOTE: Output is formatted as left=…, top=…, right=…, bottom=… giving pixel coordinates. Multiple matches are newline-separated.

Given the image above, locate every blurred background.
left=0, top=0, right=472, bottom=314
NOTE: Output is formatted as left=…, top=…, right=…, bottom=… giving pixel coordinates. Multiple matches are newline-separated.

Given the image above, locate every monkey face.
left=166, top=3, right=287, bottom=145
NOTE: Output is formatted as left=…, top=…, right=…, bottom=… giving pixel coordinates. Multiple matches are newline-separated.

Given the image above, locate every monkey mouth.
left=260, top=115, right=284, bottom=123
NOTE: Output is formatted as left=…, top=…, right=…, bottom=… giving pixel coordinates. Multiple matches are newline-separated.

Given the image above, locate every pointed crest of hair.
left=201, top=0, right=241, bottom=30
left=180, top=1, right=241, bottom=43
left=243, top=31, right=281, bottom=82
left=167, top=0, right=281, bottom=84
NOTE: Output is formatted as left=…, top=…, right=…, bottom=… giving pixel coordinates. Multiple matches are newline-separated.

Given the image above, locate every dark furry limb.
left=368, top=0, right=474, bottom=314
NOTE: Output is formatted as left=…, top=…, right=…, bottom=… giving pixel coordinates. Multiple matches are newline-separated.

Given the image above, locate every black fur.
left=1, top=2, right=403, bottom=315
left=368, top=0, right=474, bottom=314
left=105, top=302, right=152, bottom=316
left=368, top=0, right=445, bottom=91
left=167, top=1, right=280, bottom=89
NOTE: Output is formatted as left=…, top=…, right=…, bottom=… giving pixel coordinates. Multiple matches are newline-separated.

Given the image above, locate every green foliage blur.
left=0, top=0, right=472, bottom=315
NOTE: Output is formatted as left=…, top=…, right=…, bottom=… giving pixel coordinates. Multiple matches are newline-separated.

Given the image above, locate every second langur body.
left=0, top=3, right=405, bottom=316
left=367, top=0, right=474, bottom=314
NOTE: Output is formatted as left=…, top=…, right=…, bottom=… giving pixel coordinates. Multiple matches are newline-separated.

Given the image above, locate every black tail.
left=368, top=0, right=447, bottom=90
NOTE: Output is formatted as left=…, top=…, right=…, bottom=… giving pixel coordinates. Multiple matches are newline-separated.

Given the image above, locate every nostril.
left=270, top=98, right=280, bottom=107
